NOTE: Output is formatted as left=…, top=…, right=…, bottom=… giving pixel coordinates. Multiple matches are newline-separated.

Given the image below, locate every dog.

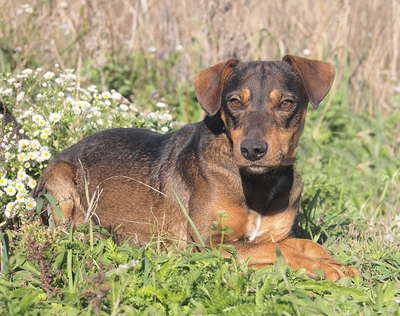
left=32, top=55, right=360, bottom=281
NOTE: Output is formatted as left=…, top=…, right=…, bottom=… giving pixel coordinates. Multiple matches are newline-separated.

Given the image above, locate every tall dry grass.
left=0, top=0, right=399, bottom=115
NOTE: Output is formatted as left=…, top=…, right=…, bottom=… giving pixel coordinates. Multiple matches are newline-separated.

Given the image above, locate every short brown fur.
left=32, top=55, right=360, bottom=281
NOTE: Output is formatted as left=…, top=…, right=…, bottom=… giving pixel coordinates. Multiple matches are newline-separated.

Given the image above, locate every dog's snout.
left=240, top=139, right=268, bottom=161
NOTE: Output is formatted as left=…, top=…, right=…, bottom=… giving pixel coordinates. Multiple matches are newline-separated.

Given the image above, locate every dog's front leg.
left=213, top=236, right=360, bottom=281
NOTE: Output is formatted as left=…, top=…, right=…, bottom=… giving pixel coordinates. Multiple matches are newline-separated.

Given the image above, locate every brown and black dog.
left=32, top=55, right=360, bottom=281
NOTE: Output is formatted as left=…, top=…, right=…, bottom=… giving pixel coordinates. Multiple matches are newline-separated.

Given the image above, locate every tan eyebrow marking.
left=240, top=88, right=251, bottom=103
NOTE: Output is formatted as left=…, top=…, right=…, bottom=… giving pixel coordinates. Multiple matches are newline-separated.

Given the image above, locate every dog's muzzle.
left=240, top=139, right=268, bottom=161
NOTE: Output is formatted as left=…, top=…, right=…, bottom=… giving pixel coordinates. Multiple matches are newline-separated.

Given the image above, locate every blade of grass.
left=174, top=192, right=205, bottom=248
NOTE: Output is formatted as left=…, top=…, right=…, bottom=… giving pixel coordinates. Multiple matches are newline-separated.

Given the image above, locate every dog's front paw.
left=322, top=258, right=362, bottom=279
left=305, top=259, right=361, bottom=281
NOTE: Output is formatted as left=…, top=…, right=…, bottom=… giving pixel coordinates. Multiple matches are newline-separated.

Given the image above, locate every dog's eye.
left=230, top=98, right=242, bottom=108
left=279, top=100, right=294, bottom=110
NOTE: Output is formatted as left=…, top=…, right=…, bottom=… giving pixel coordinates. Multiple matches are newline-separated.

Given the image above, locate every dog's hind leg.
left=32, top=161, right=85, bottom=227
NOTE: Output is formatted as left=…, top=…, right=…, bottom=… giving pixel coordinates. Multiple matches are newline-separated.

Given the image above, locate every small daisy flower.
left=102, top=91, right=111, bottom=99
left=43, top=71, right=55, bottom=79
left=25, top=197, right=36, bottom=211
left=36, top=68, right=42, bottom=72
left=0, top=177, right=8, bottom=186
left=38, top=119, right=47, bottom=127
left=15, top=181, right=25, bottom=192
left=5, top=203, right=15, bottom=217
left=30, top=139, right=40, bottom=149
left=24, top=162, right=30, bottom=168
left=40, top=132, right=49, bottom=140
left=5, top=186, right=16, bottom=196
left=162, top=113, right=172, bottom=121
left=161, top=126, right=169, bottom=133
left=27, top=178, right=37, bottom=189
left=17, top=169, right=27, bottom=180
left=148, top=112, right=158, bottom=120
left=49, top=112, right=61, bottom=122
left=66, top=97, right=75, bottom=105
left=156, top=102, right=167, bottom=108
left=16, top=192, right=25, bottom=202
left=32, top=114, right=44, bottom=123
left=18, top=139, right=30, bottom=150
left=395, top=214, right=400, bottom=226
left=22, top=68, right=32, bottom=75
left=96, top=119, right=104, bottom=125
left=112, top=91, right=122, bottom=100
left=17, top=91, right=25, bottom=102
left=40, top=149, right=51, bottom=160
left=17, top=152, right=27, bottom=162
left=72, top=106, right=81, bottom=114
left=119, top=104, right=129, bottom=111
left=58, top=92, right=65, bottom=97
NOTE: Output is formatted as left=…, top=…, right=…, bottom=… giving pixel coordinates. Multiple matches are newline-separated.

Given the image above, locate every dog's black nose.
left=240, top=139, right=268, bottom=161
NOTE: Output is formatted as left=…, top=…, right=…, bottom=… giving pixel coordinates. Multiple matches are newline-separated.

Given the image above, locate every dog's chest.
left=242, top=210, right=296, bottom=243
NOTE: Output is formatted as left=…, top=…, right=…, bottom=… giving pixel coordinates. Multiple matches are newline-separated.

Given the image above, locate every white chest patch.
left=247, top=215, right=263, bottom=242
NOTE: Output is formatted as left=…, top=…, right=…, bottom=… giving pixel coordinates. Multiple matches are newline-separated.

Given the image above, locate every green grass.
left=0, top=65, right=400, bottom=315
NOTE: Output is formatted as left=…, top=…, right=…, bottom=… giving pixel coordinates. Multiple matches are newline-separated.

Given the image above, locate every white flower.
left=395, top=214, right=400, bottom=226
left=72, top=106, right=81, bottom=115
left=24, top=162, right=30, bottom=168
left=17, top=91, right=25, bottom=101
left=17, top=170, right=27, bottom=181
left=27, top=178, right=37, bottom=189
left=0, top=177, right=8, bottom=186
left=30, top=139, right=40, bottom=149
left=24, top=6, right=33, bottom=14
left=36, top=68, right=42, bottom=72
left=40, top=149, right=51, bottom=160
left=77, top=100, right=90, bottom=108
left=40, top=132, right=49, bottom=140
left=303, top=49, right=311, bottom=56
left=112, top=91, right=122, bottom=100
left=16, top=192, right=25, bottom=202
left=148, top=46, right=156, bottom=52
left=176, top=44, right=183, bottom=51
left=102, top=91, right=111, bottom=99
left=38, top=119, right=47, bottom=127
left=22, top=68, right=32, bottom=75
left=7, top=78, right=16, bottom=84
left=148, top=112, right=158, bottom=120
left=96, top=119, right=104, bottom=125
left=161, top=126, right=169, bottom=133
left=58, top=92, right=65, bottom=97
left=49, top=112, right=61, bottom=122
left=32, top=114, right=43, bottom=122
left=25, top=197, right=36, bottom=210
left=156, top=102, right=167, bottom=108
left=43, top=72, right=55, bottom=79
left=18, top=139, right=30, bottom=150
left=15, top=181, right=25, bottom=192
left=5, top=186, right=16, bottom=196
left=119, top=104, right=129, bottom=111
left=5, top=202, right=15, bottom=217
left=162, top=113, right=172, bottom=121
left=17, top=153, right=27, bottom=162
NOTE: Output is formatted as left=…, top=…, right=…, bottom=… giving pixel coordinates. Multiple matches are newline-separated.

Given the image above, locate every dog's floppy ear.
left=282, top=55, right=335, bottom=109
left=194, top=59, right=240, bottom=117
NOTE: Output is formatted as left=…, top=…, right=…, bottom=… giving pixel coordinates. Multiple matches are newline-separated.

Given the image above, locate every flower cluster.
left=1, top=66, right=173, bottom=221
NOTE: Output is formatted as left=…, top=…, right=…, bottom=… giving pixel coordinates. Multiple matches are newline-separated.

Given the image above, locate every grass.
left=0, top=0, right=399, bottom=313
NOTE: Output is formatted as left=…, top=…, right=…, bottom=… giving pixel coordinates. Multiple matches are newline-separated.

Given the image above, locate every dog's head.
left=194, top=55, right=335, bottom=174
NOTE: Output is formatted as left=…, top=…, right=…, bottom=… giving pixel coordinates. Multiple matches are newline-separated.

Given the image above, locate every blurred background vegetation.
left=1, top=0, right=400, bottom=118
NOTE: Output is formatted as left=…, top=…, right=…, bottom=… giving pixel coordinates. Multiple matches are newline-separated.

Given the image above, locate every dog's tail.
left=0, top=101, right=25, bottom=138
